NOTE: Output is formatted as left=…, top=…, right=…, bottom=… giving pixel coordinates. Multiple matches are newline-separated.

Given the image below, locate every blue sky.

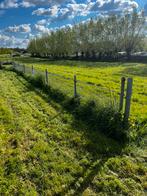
left=0, top=0, right=146, bottom=48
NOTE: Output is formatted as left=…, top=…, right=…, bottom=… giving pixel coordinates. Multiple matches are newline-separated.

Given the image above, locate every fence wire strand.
left=12, top=63, right=121, bottom=109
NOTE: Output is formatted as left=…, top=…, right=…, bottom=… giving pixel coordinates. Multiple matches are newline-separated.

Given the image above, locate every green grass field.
left=0, top=69, right=147, bottom=195
left=9, top=56, right=147, bottom=121
left=0, top=55, right=147, bottom=195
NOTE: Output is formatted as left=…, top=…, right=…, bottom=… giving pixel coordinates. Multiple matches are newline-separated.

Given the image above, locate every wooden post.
left=124, top=78, right=133, bottom=123
left=45, top=69, right=48, bottom=85
left=119, top=77, right=126, bottom=111
left=74, top=75, right=77, bottom=98
left=32, top=65, right=34, bottom=75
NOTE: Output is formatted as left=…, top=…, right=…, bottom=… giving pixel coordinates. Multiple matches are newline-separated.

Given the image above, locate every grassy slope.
left=0, top=69, right=147, bottom=195
left=10, top=56, right=147, bottom=121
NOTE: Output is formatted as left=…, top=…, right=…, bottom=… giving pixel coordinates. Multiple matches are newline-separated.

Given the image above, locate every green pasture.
left=5, top=55, right=146, bottom=121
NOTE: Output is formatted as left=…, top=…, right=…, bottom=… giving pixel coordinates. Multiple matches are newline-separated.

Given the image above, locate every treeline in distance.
left=27, top=11, right=145, bottom=60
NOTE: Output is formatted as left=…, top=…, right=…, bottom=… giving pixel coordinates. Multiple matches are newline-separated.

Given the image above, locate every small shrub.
left=28, top=74, right=45, bottom=89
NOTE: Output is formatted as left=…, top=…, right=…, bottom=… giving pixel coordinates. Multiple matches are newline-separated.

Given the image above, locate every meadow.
left=10, top=56, right=147, bottom=121
left=0, top=67, right=147, bottom=195
left=0, top=55, right=147, bottom=195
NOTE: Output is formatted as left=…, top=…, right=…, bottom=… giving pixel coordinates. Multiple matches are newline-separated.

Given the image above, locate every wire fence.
left=11, top=62, right=139, bottom=122
left=13, top=63, right=120, bottom=106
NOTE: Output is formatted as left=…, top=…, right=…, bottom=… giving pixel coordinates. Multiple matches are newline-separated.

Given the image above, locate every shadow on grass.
left=11, top=68, right=128, bottom=142
left=5, top=68, right=131, bottom=194
left=12, top=56, right=131, bottom=68
left=13, top=55, right=147, bottom=68
left=64, top=157, right=109, bottom=195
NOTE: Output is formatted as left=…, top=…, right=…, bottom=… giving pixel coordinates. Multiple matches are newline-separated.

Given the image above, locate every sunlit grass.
left=8, top=56, right=147, bottom=121
left=0, top=62, right=147, bottom=195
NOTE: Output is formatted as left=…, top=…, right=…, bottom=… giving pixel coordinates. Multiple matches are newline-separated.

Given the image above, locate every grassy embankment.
left=0, top=68, right=147, bottom=195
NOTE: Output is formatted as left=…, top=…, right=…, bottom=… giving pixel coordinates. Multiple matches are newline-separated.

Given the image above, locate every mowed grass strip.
left=0, top=70, right=118, bottom=194
left=0, top=70, right=147, bottom=195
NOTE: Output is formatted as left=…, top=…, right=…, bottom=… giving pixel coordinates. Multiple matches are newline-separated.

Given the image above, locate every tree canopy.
left=27, top=11, right=145, bottom=60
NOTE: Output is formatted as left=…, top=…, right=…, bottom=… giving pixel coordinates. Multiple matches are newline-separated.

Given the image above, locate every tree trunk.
left=81, top=51, right=84, bottom=58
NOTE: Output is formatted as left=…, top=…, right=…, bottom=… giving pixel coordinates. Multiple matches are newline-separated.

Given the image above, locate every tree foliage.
left=27, top=12, right=145, bottom=59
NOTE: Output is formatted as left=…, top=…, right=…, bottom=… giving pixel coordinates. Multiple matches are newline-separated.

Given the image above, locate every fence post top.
left=121, top=77, right=126, bottom=81
left=127, top=77, right=133, bottom=82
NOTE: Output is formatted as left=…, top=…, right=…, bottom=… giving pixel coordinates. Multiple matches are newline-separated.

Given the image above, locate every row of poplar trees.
left=27, top=11, right=146, bottom=60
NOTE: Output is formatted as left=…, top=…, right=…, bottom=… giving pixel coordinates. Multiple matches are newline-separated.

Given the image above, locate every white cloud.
left=5, top=24, right=31, bottom=33
left=0, top=0, right=19, bottom=9
left=32, top=2, right=88, bottom=23
left=0, top=34, right=29, bottom=48
left=37, top=19, right=48, bottom=25
left=32, top=0, right=138, bottom=24
left=0, top=34, right=10, bottom=42
left=32, top=5, right=59, bottom=16
left=34, top=24, right=50, bottom=33
left=66, top=3, right=88, bottom=17
left=89, top=0, right=138, bottom=13
left=0, top=0, right=139, bottom=13
left=21, top=1, right=34, bottom=7
left=60, top=23, right=73, bottom=29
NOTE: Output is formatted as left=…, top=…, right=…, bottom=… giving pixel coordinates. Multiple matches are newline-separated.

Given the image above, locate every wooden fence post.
left=124, top=78, right=133, bottom=123
left=119, top=77, right=126, bottom=111
left=74, top=75, right=77, bottom=98
left=32, top=65, right=34, bottom=75
left=45, top=69, right=48, bottom=85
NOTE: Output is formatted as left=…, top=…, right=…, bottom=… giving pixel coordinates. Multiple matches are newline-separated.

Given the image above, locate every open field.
left=0, top=69, right=147, bottom=195
left=1, top=3, right=147, bottom=195
left=2, top=55, right=146, bottom=121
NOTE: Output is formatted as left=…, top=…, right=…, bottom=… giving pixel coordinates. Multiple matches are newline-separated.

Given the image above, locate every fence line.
left=11, top=62, right=133, bottom=122
left=45, top=69, right=48, bottom=85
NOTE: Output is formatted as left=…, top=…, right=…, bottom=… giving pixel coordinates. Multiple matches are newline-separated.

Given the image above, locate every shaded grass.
left=13, top=68, right=126, bottom=141
left=0, top=70, right=120, bottom=194
left=0, top=69, right=147, bottom=195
